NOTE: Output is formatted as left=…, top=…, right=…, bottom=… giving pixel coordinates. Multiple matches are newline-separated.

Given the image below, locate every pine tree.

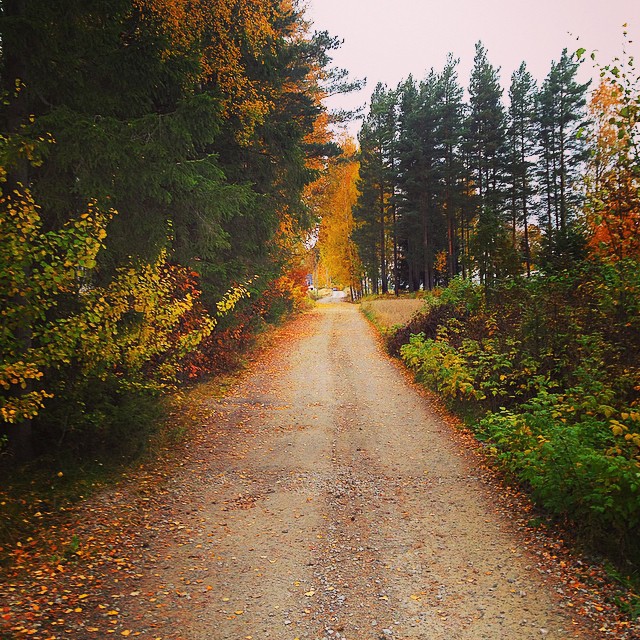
left=416, top=71, right=447, bottom=290
left=536, top=49, right=591, bottom=237
left=435, top=55, right=465, bottom=280
left=465, top=42, right=509, bottom=283
left=354, top=83, right=396, bottom=294
left=395, top=76, right=422, bottom=290
left=393, top=60, right=465, bottom=290
left=507, top=62, right=537, bottom=275
left=396, top=71, right=447, bottom=290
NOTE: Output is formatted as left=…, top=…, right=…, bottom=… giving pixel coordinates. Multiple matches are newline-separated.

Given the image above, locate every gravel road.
left=130, top=301, right=589, bottom=639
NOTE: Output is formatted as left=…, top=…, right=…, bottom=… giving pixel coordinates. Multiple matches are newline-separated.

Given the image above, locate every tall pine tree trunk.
left=511, top=176, right=517, bottom=249
left=379, top=184, right=387, bottom=294
left=544, top=154, right=553, bottom=235
left=447, top=213, right=456, bottom=279
left=392, top=200, right=399, bottom=295
left=552, top=144, right=560, bottom=230
left=423, top=193, right=433, bottom=290
left=559, top=120, right=567, bottom=232
left=521, top=148, right=531, bottom=276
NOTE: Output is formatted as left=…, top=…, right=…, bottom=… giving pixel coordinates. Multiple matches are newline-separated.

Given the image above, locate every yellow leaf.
left=611, top=424, right=626, bottom=436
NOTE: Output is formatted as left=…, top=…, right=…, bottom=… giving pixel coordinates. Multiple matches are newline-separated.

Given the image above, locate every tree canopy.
left=352, top=42, right=596, bottom=292
left=0, top=0, right=356, bottom=459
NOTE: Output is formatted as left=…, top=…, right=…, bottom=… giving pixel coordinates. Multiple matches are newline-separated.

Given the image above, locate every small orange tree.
left=585, top=79, right=640, bottom=261
left=581, top=30, right=640, bottom=262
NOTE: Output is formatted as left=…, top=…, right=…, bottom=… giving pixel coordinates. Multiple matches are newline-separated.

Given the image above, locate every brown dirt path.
left=120, top=301, right=591, bottom=639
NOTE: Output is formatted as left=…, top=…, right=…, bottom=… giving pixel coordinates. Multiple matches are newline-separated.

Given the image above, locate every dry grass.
left=361, top=298, right=427, bottom=330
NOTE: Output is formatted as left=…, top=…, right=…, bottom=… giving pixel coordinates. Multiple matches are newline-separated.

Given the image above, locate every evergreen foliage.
left=353, top=43, right=591, bottom=291
left=0, top=0, right=354, bottom=459
left=353, top=83, right=397, bottom=294
left=506, top=62, right=537, bottom=275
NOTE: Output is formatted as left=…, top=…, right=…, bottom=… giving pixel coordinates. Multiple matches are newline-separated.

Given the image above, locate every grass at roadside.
left=360, top=297, right=427, bottom=332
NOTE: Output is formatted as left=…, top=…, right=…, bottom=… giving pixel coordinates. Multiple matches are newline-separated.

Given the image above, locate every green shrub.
left=478, top=390, right=640, bottom=545
left=394, top=262, right=640, bottom=558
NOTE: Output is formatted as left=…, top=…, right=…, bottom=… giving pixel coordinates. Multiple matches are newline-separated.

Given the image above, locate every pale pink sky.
left=304, top=0, right=638, bottom=133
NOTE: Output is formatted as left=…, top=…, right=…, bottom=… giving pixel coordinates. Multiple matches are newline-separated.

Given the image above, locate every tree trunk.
left=521, top=147, right=531, bottom=277
left=392, top=200, right=399, bottom=295
left=559, top=116, right=567, bottom=232
left=423, top=194, right=433, bottom=291
left=379, top=184, right=387, bottom=294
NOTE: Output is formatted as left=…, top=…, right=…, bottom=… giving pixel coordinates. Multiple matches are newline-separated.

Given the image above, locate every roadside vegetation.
left=387, top=267, right=640, bottom=558
left=355, top=31, right=640, bottom=576
left=360, top=297, right=426, bottom=332
left=0, top=0, right=357, bottom=552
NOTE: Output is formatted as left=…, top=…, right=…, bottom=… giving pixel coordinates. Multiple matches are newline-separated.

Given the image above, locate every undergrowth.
left=386, top=262, right=640, bottom=566
left=0, top=283, right=309, bottom=553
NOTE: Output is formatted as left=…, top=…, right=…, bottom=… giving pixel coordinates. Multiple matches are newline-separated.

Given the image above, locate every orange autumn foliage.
left=134, top=0, right=284, bottom=138
left=585, top=80, right=640, bottom=261
left=313, top=138, right=362, bottom=289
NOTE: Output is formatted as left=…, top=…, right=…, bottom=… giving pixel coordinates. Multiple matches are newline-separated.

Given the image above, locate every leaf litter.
left=0, top=308, right=639, bottom=639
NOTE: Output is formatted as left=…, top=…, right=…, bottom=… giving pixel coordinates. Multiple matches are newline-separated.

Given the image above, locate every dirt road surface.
left=124, top=301, right=589, bottom=639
